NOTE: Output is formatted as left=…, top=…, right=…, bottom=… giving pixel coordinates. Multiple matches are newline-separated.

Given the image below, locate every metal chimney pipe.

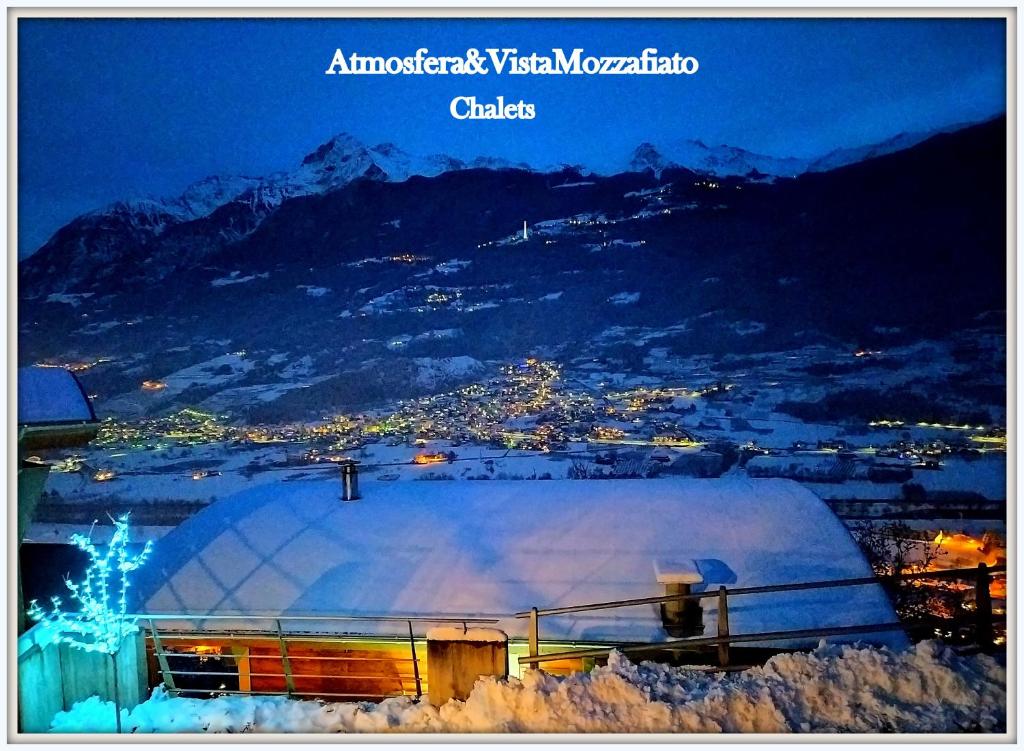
left=340, top=460, right=360, bottom=501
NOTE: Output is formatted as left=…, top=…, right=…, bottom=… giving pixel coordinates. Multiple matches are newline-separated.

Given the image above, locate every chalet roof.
left=134, top=477, right=905, bottom=648
left=18, top=367, right=96, bottom=426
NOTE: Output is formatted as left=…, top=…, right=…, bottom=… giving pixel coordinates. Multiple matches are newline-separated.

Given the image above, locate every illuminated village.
left=18, top=348, right=1008, bottom=734
left=32, top=354, right=1007, bottom=571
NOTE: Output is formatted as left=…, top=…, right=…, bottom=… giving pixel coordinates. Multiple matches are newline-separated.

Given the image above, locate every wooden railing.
left=136, top=613, right=499, bottom=701
left=516, top=563, right=1006, bottom=668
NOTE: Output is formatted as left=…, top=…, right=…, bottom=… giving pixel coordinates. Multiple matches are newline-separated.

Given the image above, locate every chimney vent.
left=340, top=460, right=361, bottom=501
left=654, top=559, right=704, bottom=637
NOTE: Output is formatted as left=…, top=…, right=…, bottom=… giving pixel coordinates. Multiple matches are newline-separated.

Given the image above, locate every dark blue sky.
left=18, top=17, right=1005, bottom=256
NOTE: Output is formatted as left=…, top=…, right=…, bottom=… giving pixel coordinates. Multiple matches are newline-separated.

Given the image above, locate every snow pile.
left=424, top=627, right=507, bottom=642
left=49, top=641, right=1004, bottom=734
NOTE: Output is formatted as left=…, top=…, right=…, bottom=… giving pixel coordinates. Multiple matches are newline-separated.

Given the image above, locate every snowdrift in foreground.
left=50, top=641, right=1005, bottom=734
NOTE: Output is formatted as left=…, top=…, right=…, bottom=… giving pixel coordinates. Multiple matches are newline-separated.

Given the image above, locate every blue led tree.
left=27, top=514, right=153, bottom=733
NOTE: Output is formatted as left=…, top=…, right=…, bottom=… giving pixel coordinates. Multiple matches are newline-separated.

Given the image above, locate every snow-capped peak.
left=176, top=174, right=264, bottom=218
left=628, top=140, right=809, bottom=179
left=628, top=143, right=674, bottom=176
left=288, top=133, right=479, bottom=191
left=49, top=120, right=973, bottom=259
left=625, top=121, right=974, bottom=180
left=70, top=133, right=535, bottom=246
left=300, top=132, right=369, bottom=167
left=86, top=174, right=267, bottom=229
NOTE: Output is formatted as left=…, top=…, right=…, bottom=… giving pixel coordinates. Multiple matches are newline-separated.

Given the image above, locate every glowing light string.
left=27, top=513, right=153, bottom=654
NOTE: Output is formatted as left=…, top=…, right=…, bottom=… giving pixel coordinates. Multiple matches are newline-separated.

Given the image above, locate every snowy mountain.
left=628, top=140, right=810, bottom=179
left=46, top=134, right=521, bottom=247
left=20, top=134, right=530, bottom=293
left=805, top=125, right=967, bottom=173
left=17, top=117, right=1006, bottom=420
left=469, top=155, right=533, bottom=171
left=175, top=175, right=266, bottom=219
left=25, top=121, right=980, bottom=277
left=284, top=135, right=469, bottom=192
left=627, top=125, right=967, bottom=180
left=123, top=136, right=485, bottom=219
left=20, top=118, right=999, bottom=298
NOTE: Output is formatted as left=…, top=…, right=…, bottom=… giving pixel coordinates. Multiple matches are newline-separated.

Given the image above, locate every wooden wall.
left=17, top=625, right=148, bottom=733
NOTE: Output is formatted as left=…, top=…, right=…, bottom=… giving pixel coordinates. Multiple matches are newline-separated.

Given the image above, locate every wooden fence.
left=17, top=625, right=148, bottom=733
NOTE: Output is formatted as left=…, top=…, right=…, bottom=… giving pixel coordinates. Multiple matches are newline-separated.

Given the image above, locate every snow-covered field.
left=49, top=642, right=1004, bottom=734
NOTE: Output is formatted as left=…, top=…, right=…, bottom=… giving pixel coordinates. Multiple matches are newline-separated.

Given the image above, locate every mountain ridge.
left=18, top=116, right=1006, bottom=419
left=21, top=117, right=994, bottom=270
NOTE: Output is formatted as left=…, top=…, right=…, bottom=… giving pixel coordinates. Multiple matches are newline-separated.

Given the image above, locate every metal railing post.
left=408, top=620, right=422, bottom=698
left=975, top=563, right=994, bottom=653
left=148, top=618, right=176, bottom=691
left=527, top=607, right=539, bottom=669
left=275, top=619, right=296, bottom=696
left=716, top=586, right=730, bottom=668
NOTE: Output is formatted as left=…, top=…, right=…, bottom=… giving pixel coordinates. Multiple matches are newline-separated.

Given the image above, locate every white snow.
left=653, top=559, right=704, bottom=585
left=297, top=285, right=330, bottom=297
left=25, top=523, right=173, bottom=545
left=45, top=292, right=94, bottom=307
left=413, top=356, right=485, bottom=389
left=79, top=320, right=122, bottom=335
left=808, top=455, right=1006, bottom=501
left=414, top=328, right=461, bottom=342
left=424, top=626, right=508, bottom=642
left=18, top=367, right=94, bottom=424
left=48, top=642, right=1004, bottom=734
left=629, top=139, right=809, bottom=179
left=279, top=355, right=314, bottom=379
left=210, top=271, right=268, bottom=287
left=197, top=379, right=332, bottom=412
left=152, top=354, right=255, bottom=398
left=433, top=259, right=472, bottom=275
left=733, top=321, right=767, bottom=336
left=609, top=292, right=641, bottom=306
left=175, top=175, right=263, bottom=218
left=134, top=478, right=902, bottom=648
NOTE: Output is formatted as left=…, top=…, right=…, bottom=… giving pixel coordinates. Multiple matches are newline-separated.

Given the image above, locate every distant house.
left=133, top=477, right=903, bottom=698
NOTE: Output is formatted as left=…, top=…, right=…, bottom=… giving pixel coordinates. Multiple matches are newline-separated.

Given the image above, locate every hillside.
left=18, top=117, right=1006, bottom=419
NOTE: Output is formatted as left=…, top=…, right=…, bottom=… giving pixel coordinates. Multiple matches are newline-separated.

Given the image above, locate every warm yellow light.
left=413, top=453, right=447, bottom=465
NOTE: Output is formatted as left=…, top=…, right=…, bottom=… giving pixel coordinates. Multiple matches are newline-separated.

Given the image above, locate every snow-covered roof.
left=135, top=478, right=905, bottom=648
left=18, top=367, right=96, bottom=425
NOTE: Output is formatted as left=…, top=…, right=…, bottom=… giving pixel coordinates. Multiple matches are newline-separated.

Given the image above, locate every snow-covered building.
left=18, top=366, right=98, bottom=451
left=134, top=478, right=903, bottom=679
left=17, top=366, right=99, bottom=630
left=17, top=365, right=99, bottom=542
